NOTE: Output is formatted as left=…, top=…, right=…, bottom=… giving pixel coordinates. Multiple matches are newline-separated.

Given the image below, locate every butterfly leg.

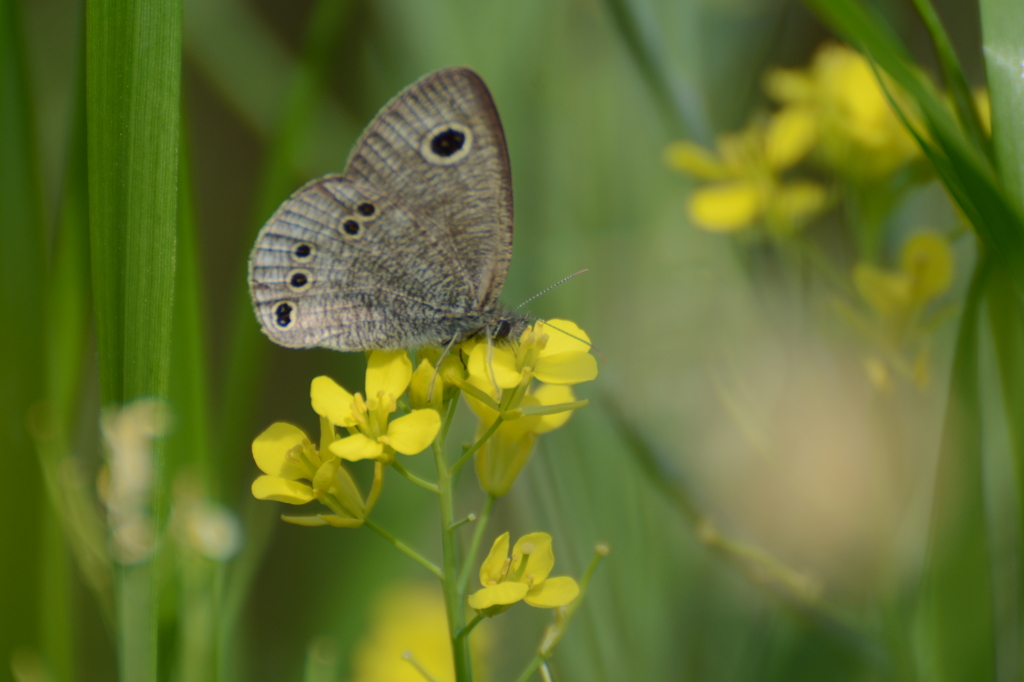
left=428, top=335, right=461, bottom=402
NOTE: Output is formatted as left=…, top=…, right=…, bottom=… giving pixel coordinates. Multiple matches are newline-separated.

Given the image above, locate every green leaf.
left=979, top=0, right=1024, bottom=210
left=921, top=260, right=995, bottom=681
left=908, top=0, right=991, bottom=160
left=86, top=0, right=182, bottom=679
left=0, top=0, right=46, bottom=672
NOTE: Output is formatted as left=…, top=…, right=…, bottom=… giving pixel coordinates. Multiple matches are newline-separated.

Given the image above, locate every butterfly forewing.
left=249, top=67, right=515, bottom=351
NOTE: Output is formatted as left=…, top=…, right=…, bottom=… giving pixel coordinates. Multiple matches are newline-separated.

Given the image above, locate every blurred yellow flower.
left=850, top=230, right=954, bottom=389
left=468, top=532, right=579, bottom=615
left=312, top=350, right=441, bottom=465
left=665, top=110, right=826, bottom=235
left=251, top=417, right=382, bottom=528
left=764, top=43, right=919, bottom=181
left=349, top=583, right=490, bottom=682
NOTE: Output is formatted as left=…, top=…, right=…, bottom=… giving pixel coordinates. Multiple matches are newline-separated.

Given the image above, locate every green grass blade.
left=86, top=0, right=182, bottom=679
left=599, top=0, right=710, bottom=143
left=908, top=0, right=991, bottom=160
left=802, top=0, right=1024, bottom=297
left=0, top=0, right=46, bottom=674
left=979, top=0, right=1024, bottom=209
left=921, top=259, right=995, bottom=681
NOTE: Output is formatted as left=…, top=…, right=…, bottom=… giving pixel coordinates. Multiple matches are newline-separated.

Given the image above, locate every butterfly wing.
left=344, top=68, right=514, bottom=311
left=248, top=67, right=514, bottom=351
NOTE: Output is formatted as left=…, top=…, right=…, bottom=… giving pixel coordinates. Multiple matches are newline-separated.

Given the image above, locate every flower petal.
left=252, top=422, right=308, bottom=479
left=468, top=582, right=529, bottom=610
left=512, top=532, right=554, bottom=584
left=386, top=409, right=441, bottom=455
left=687, top=182, right=761, bottom=232
left=524, top=576, right=579, bottom=608
left=532, top=384, right=576, bottom=433
left=330, top=433, right=384, bottom=462
left=536, top=319, right=591, bottom=355
left=251, top=475, right=314, bottom=504
left=365, top=350, right=412, bottom=402
left=479, top=532, right=510, bottom=586
left=534, top=352, right=598, bottom=385
left=901, top=231, right=953, bottom=302
left=773, top=181, right=828, bottom=227
left=663, top=140, right=732, bottom=180
left=310, top=376, right=357, bottom=427
left=468, top=343, right=521, bottom=389
left=765, top=106, right=817, bottom=170
left=408, top=359, right=441, bottom=410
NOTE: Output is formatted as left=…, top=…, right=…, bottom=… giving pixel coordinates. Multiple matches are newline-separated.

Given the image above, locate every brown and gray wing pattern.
left=248, top=67, right=514, bottom=351
left=249, top=176, right=481, bottom=350
left=344, top=67, right=514, bottom=311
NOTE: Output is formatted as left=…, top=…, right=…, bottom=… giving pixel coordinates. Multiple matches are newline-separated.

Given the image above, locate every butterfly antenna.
left=512, top=269, right=589, bottom=311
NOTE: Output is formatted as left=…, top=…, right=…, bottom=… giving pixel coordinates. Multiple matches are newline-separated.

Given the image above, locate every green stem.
left=433, top=399, right=474, bottom=682
left=513, top=656, right=544, bottom=682
left=455, top=613, right=484, bottom=641
left=391, top=461, right=440, bottom=493
left=363, top=519, right=442, bottom=579
left=458, top=495, right=495, bottom=598
left=450, top=417, right=504, bottom=476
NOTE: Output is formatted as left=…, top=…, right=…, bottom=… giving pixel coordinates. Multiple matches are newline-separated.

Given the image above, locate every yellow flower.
left=349, top=583, right=490, bottom=682
left=408, top=347, right=466, bottom=411
left=312, top=350, right=441, bottom=465
left=665, top=110, right=826, bottom=235
left=457, top=320, right=593, bottom=495
left=467, top=532, right=579, bottom=615
left=850, top=230, right=953, bottom=388
left=474, top=384, right=576, bottom=497
left=764, top=42, right=919, bottom=181
left=250, top=418, right=381, bottom=528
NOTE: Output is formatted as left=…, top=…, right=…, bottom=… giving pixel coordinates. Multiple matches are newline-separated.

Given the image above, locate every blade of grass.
left=802, top=0, right=1024, bottom=297
left=86, top=0, right=182, bottom=679
left=39, top=40, right=95, bottom=682
left=979, top=0, right=1024, bottom=209
left=599, top=0, right=710, bottom=143
left=920, top=258, right=995, bottom=682
left=908, top=0, right=991, bottom=160
left=0, top=0, right=46, bottom=673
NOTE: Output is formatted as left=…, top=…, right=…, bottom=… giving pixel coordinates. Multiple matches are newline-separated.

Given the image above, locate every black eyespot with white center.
left=274, top=301, right=295, bottom=329
left=286, top=269, right=313, bottom=293
left=420, top=122, right=473, bottom=165
left=343, top=219, right=360, bottom=236
left=291, top=242, right=315, bottom=262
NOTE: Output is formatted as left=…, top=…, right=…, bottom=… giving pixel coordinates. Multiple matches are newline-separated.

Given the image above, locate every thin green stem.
left=363, top=519, right=442, bottom=579
left=391, top=461, right=440, bottom=494
left=450, top=417, right=503, bottom=476
left=433, top=400, right=474, bottom=682
left=458, top=495, right=495, bottom=598
left=455, top=613, right=484, bottom=641
left=514, top=656, right=544, bottom=682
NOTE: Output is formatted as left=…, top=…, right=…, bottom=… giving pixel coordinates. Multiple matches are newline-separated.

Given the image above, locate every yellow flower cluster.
left=665, top=110, right=825, bottom=235
left=459, top=319, right=597, bottom=497
left=846, top=231, right=954, bottom=389
left=764, top=43, right=919, bottom=182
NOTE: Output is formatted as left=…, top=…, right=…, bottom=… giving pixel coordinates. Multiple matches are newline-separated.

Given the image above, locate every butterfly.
left=248, top=67, right=527, bottom=352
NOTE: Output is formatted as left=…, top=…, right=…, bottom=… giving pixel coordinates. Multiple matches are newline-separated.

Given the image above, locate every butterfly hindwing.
left=248, top=67, right=514, bottom=351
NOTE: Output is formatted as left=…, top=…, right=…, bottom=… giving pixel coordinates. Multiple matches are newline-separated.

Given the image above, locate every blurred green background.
left=3, top=0, right=1020, bottom=680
